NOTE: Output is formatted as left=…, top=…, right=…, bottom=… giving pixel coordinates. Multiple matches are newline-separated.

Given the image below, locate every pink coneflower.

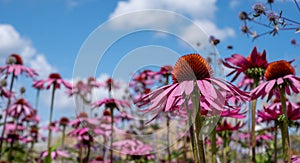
left=113, top=138, right=153, bottom=156
left=155, top=65, right=173, bottom=76
left=22, top=110, right=40, bottom=124
left=42, top=121, right=61, bottom=132
left=135, top=54, right=248, bottom=122
left=40, top=149, right=70, bottom=160
left=0, top=54, right=38, bottom=78
left=92, top=98, right=130, bottom=111
left=45, top=73, right=72, bottom=90
left=103, top=78, right=120, bottom=92
left=216, top=120, right=245, bottom=132
left=68, top=80, right=89, bottom=96
left=6, top=98, right=35, bottom=119
left=223, top=47, right=268, bottom=82
left=251, top=60, right=298, bottom=162
left=251, top=60, right=300, bottom=101
left=258, top=99, right=300, bottom=123
left=69, top=112, right=99, bottom=127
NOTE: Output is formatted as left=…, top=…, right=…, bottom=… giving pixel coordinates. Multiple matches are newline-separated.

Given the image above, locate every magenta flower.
left=69, top=112, right=99, bottom=127
left=0, top=54, right=38, bottom=78
left=42, top=121, right=61, bottom=132
left=87, top=76, right=101, bottom=88
left=216, top=119, right=245, bottom=132
left=92, top=98, right=130, bottom=110
left=68, top=127, right=94, bottom=142
left=6, top=98, right=35, bottom=119
left=22, top=110, right=40, bottom=124
left=223, top=47, right=268, bottom=82
left=258, top=99, right=300, bottom=123
left=251, top=60, right=300, bottom=101
left=32, top=80, right=45, bottom=90
left=102, top=78, right=120, bottom=92
left=68, top=80, right=89, bottom=96
left=40, top=149, right=70, bottom=160
left=89, top=156, right=111, bottom=163
left=46, top=73, right=72, bottom=89
left=113, top=138, right=153, bottom=156
left=135, top=54, right=249, bottom=123
left=292, top=155, right=300, bottom=163
left=155, top=65, right=173, bottom=76
left=220, top=107, right=246, bottom=119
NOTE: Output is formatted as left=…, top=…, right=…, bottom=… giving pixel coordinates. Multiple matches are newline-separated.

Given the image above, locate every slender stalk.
left=251, top=78, right=259, bottom=163
left=211, top=126, right=217, bottom=163
left=61, top=125, right=66, bottom=163
left=85, top=142, right=91, bottom=162
left=293, top=0, right=300, bottom=13
left=35, top=89, right=40, bottom=110
left=0, top=73, right=15, bottom=156
left=79, top=142, right=83, bottom=163
left=166, top=115, right=171, bottom=162
left=195, top=113, right=205, bottom=163
left=191, top=81, right=205, bottom=163
left=110, top=107, right=114, bottom=162
left=274, top=121, right=278, bottom=163
left=164, top=75, right=171, bottom=162
left=47, top=83, right=56, bottom=159
left=279, top=85, right=291, bottom=163
left=186, top=95, right=199, bottom=162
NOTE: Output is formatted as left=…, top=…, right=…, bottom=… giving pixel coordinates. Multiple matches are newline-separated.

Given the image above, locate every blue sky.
left=0, top=0, right=300, bottom=124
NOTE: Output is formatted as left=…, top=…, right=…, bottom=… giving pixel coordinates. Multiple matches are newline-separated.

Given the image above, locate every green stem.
left=0, top=73, right=15, bottom=156
left=279, top=85, right=291, bottom=163
left=110, top=107, right=114, bottom=162
left=61, top=125, right=66, bottom=163
left=191, top=81, right=206, bottom=163
left=251, top=78, right=259, bottom=163
left=274, top=121, right=278, bottom=163
left=186, top=96, right=199, bottom=162
left=164, top=75, right=171, bottom=162
left=35, top=89, right=40, bottom=110
left=195, top=113, right=205, bottom=163
left=166, top=114, right=171, bottom=162
left=47, top=83, right=56, bottom=161
left=211, top=126, right=217, bottom=163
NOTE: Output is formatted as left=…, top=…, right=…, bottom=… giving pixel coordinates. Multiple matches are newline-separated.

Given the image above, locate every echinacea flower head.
left=103, top=78, right=119, bottom=92
left=258, top=98, right=300, bottom=123
left=0, top=54, right=38, bottom=78
left=6, top=98, right=35, bottom=119
left=135, top=54, right=249, bottom=123
left=113, top=138, right=152, bottom=156
left=216, top=119, right=245, bottom=132
left=41, top=149, right=69, bottom=160
left=59, top=117, right=70, bottom=126
left=251, top=60, right=300, bottom=101
left=92, top=98, right=130, bottom=111
left=35, top=73, right=72, bottom=90
left=223, top=47, right=268, bottom=82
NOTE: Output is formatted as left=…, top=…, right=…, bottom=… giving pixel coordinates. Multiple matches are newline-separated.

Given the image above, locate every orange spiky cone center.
left=172, top=54, right=212, bottom=83
left=265, top=60, right=295, bottom=81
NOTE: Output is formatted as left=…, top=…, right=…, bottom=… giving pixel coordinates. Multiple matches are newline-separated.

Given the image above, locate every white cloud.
left=0, top=24, right=56, bottom=78
left=109, top=0, right=235, bottom=42
left=110, top=0, right=217, bottom=20
left=180, top=20, right=235, bottom=46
